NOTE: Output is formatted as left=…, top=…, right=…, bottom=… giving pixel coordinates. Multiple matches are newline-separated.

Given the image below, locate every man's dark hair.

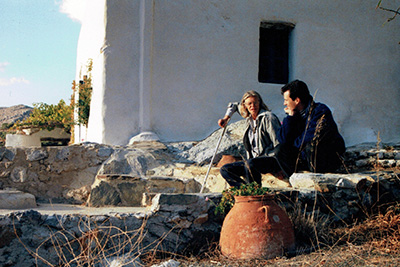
left=281, top=80, right=312, bottom=104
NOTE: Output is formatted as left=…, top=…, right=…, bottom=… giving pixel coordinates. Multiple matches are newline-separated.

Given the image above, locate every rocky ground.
left=144, top=181, right=400, bottom=267
left=1, top=107, right=400, bottom=266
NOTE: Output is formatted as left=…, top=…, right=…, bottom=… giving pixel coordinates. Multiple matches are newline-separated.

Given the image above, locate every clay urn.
left=219, top=194, right=295, bottom=259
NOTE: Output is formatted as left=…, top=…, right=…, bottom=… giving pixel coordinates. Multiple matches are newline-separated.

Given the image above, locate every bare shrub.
left=13, top=215, right=176, bottom=267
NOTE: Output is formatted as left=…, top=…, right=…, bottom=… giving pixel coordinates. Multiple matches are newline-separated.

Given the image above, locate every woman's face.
left=244, top=96, right=260, bottom=119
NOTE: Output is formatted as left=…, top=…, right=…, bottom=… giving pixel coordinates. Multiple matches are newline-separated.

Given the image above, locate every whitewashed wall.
left=75, top=0, right=400, bottom=146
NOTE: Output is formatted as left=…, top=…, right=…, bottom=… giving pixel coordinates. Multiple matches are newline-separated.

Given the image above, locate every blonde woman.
left=218, top=90, right=281, bottom=187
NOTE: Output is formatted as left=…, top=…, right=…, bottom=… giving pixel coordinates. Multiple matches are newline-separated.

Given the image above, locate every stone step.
left=142, top=192, right=158, bottom=207
left=88, top=175, right=202, bottom=207
left=0, top=190, right=37, bottom=209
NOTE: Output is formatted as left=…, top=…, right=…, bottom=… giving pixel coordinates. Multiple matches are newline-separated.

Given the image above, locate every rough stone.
left=10, top=166, right=28, bottom=183
left=98, top=143, right=172, bottom=176
left=88, top=175, right=202, bottom=207
left=289, top=173, right=374, bottom=190
left=277, top=170, right=400, bottom=223
left=97, top=146, right=114, bottom=158
left=150, top=259, right=180, bottom=267
left=0, top=190, right=36, bottom=209
left=88, top=181, right=122, bottom=206
left=0, top=145, right=112, bottom=203
left=0, top=133, right=399, bottom=209
left=26, top=149, right=48, bottom=161
left=0, top=193, right=222, bottom=267
left=3, top=148, right=16, bottom=161
left=105, top=257, right=143, bottom=267
left=0, top=148, right=5, bottom=161
left=169, top=120, right=247, bottom=165
left=1, top=175, right=400, bottom=267
left=1, top=128, right=398, bottom=206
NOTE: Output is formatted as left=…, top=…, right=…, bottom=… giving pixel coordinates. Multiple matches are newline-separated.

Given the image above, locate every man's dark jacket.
left=277, top=101, right=345, bottom=174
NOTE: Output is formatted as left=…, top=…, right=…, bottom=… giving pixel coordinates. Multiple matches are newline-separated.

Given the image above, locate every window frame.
left=258, top=21, right=295, bottom=84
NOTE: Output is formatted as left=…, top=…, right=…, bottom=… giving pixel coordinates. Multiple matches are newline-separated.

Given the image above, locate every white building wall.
left=76, top=0, right=400, bottom=146
left=74, top=0, right=107, bottom=143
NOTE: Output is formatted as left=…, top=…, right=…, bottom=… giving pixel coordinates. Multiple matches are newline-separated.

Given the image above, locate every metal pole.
left=200, top=119, right=230, bottom=193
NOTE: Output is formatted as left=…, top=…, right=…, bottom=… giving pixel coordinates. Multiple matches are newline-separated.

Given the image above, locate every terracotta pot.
left=219, top=194, right=295, bottom=259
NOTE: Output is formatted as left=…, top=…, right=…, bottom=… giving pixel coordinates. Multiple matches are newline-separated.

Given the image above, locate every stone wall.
left=0, top=144, right=114, bottom=203
left=343, top=143, right=400, bottom=171
left=0, top=193, right=222, bottom=267
left=1, top=122, right=400, bottom=265
left=2, top=170, right=400, bottom=267
left=1, top=121, right=400, bottom=205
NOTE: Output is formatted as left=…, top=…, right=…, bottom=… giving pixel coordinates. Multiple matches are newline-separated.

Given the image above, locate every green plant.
left=13, top=100, right=74, bottom=133
left=72, top=59, right=93, bottom=127
left=215, top=182, right=270, bottom=215
left=1, top=122, right=14, bottom=130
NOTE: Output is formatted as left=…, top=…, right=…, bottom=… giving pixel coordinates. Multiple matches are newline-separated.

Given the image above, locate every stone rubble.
left=0, top=120, right=400, bottom=266
left=0, top=193, right=222, bottom=267
left=0, top=121, right=399, bottom=205
left=1, top=169, right=400, bottom=266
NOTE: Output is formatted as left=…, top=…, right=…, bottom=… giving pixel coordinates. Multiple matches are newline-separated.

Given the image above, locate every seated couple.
left=218, top=80, right=346, bottom=188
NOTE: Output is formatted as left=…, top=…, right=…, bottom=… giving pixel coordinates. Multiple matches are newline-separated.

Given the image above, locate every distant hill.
left=0, top=105, right=33, bottom=126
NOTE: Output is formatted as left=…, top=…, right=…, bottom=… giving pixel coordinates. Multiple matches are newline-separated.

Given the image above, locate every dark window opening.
left=258, top=21, right=294, bottom=84
left=41, top=138, right=70, bottom=147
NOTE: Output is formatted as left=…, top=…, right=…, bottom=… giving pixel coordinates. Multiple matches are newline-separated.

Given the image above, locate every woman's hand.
left=218, top=115, right=230, bottom=128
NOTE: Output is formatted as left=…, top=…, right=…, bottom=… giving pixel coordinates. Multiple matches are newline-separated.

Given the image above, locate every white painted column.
left=129, top=0, right=159, bottom=143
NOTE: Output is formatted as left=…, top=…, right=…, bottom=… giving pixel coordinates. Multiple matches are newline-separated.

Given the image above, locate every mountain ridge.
left=0, top=104, right=33, bottom=125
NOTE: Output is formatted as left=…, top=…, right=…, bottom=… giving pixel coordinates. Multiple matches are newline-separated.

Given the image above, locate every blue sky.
left=0, top=0, right=82, bottom=107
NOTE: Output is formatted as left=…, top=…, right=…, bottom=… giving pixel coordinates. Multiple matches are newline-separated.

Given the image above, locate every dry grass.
left=15, top=198, right=400, bottom=266
left=142, top=175, right=400, bottom=266
left=154, top=202, right=400, bottom=267
left=14, top=214, right=179, bottom=267
left=15, top=177, right=400, bottom=266
left=14, top=163, right=400, bottom=266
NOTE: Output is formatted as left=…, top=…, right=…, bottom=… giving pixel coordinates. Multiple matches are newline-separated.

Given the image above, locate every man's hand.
left=284, top=107, right=296, bottom=116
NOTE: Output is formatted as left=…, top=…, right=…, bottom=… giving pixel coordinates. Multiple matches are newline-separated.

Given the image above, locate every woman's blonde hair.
left=239, top=90, right=270, bottom=118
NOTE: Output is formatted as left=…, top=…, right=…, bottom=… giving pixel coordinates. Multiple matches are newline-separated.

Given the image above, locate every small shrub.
left=286, top=202, right=332, bottom=252
left=1, top=122, right=14, bottom=130
left=215, top=182, right=270, bottom=215
left=72, top=59, right=93, bottom=127
left=13, top=100, right=74, bottom=133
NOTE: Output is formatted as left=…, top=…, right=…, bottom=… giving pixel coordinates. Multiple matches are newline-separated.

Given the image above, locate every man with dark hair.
left=275, top=79, right=346, bottom=176
left=281, top=80, right=312, bottom=105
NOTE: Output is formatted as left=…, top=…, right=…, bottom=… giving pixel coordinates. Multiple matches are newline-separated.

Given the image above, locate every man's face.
left=283, top=90, right=299, bottom=116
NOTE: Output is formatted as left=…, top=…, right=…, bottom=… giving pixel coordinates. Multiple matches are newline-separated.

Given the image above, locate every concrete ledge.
left=289, top=172, right=392, bottom=191
left=6, top=128, right=70, bottom=148
left=0, top=190, right=37, bottom=209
